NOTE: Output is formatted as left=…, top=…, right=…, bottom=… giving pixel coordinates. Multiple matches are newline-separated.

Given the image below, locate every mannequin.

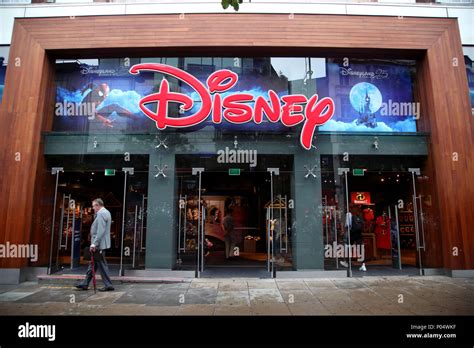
left=362, top=205, right=375, bottom=233
left=375, top=211, right=391, bottom=258
left=363, top=205, right=375, bottom=222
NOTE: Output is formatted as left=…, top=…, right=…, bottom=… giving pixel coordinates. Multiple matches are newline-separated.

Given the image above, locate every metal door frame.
left=48, top=167, right=63, bottom=275
left=267, top=168, right=279, bottom=278
left=192, top=168, right=205, bottom=278
left=119, top=167, right=134, bottom=276
left=409, top=168, right=425, bottom=276
left=338, top=168, right=352, bottom=277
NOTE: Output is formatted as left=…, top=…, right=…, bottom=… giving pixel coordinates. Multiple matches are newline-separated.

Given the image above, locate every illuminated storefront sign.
left=53, top=58, right=418, bottom=135
left=130, top=63, right=335, bottom=150
left=351, top=192, right=372, bottom=205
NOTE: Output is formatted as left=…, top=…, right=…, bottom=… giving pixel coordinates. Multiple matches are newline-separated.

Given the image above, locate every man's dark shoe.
left=75, top=284, right=88, bottom=290
left=98, top=286, right=114, bottom=292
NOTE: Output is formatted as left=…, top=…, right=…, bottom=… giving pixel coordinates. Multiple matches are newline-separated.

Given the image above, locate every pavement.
left=0, top=276, right=473, bottom=316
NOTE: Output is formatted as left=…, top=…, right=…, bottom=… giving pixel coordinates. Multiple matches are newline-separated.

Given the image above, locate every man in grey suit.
left=75, top=198, right=114, bottom=291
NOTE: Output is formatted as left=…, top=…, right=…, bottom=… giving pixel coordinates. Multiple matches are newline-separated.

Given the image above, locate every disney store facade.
left=0, top=13, right=473, bottom=281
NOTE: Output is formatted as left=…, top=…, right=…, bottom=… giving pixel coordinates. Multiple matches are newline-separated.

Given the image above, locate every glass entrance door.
left=175, top=154, right=294, bottom=277
left=48, top=168, right=85, bottom=274
left=119, top=167, right=149, bottom=275
left=323, top=155, right=429, bottom=276
left=409, top=168, right=426, bottom=276
left=175, top=168, right=201, bottom=275
left=193, top=168, right=206, bottom=278
left=48, top=181, right=82, bottom=273
left=45, top=155, right=149, bottom=275
left=265, top=167, right=292, bottom=278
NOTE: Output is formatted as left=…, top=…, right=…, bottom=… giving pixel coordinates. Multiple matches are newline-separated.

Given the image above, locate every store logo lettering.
left=129, top=63, right=335, bottom=150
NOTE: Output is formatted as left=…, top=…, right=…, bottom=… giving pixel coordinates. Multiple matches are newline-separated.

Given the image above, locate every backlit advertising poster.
left=317, top=61, right=418, bottom=133
left=53, top=58, right=418, bottom=136
left=54, top=61, right=155, bottom=132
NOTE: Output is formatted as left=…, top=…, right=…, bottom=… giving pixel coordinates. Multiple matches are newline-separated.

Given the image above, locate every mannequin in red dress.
left=375, top=211, right=391, bottom=257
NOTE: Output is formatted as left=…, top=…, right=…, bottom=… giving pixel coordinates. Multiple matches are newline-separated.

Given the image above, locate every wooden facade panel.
left=20, top=14, right=448, bottom=50
left=0, top=13, right=472, bottom=270
left=0, top=22, right=54, bottom=268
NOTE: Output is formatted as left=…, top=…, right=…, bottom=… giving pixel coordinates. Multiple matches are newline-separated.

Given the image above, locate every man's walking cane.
left=90, top=250, right=97, bottom=294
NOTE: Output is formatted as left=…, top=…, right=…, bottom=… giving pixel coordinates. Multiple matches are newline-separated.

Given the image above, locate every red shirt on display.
left=375, top=215, right=391, bottom=250
left=363, top=208, right=374, bottom=221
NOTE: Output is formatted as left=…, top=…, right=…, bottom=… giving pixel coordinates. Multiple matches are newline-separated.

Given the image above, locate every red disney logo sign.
left=129, top=63, right=335, bottom=150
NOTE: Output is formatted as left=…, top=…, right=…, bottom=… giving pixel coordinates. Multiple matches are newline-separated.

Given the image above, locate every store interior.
left=321, top=155, right=425, bottom=272
left=44, top=155, right=148, bottom=272
left=175, top=154, right=293, bottom=270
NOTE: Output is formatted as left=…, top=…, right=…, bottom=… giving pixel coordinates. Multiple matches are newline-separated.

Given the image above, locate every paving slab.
left=214, top=305, right=253, bottom=315
left=79, top=303, right=147, bottom=315
left=218, top=281, right=248, bottom=291
left=190, top=281, right=219, bottom=289
left=0, top=291, right=38, bottom=302
left=276, top=280, right=309, bottom=291
left=176, top=304, right=216, bottom=315
left=1, top=276, right=471, bottom=316
left=251, top=303, right=291, bottom=315
left=304, top=279, right=338, bottom=289
left=332, top=279, right=367, bottom=289
left=216, top=291, right=250, bottom=306
left=154, top=283, right=191, bottom=292
left=113, top=289, right=157, bottom=305
left=322, top=301, right=368, bottom=315
left=181, top=289, right=217, bottom=305
left=16, top=289, right=93, bottom=303
left=0, top=285, right=20, bottom=294
left=249, top=288, right=284, bottom=304
left=313, top=290, right=352, bottom=302
left=279, top=290, right=317, bottom=303
left=287, top=302, right=332, bottom=315
left=247, top=280, right=278, bottom=289
left=82, top=291, right=126, bottom=305
left=148, top=290, right=185, bottom=306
